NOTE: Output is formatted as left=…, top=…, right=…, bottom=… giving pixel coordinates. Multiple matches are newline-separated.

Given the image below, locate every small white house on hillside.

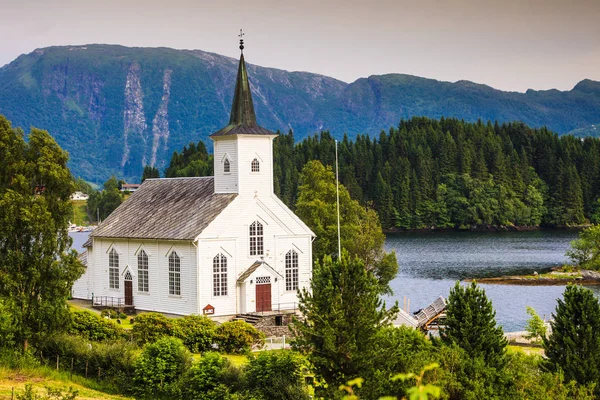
left=72, top=44, right=315, bottom=317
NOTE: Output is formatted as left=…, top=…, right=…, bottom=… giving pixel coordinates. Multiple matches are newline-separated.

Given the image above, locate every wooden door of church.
left=256, top=280, right=272, bottom=312
left=124, top=272, right=133, bottom=306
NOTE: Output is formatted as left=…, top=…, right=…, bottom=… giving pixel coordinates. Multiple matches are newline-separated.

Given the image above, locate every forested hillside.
left=274, top=117, right=600, bottom=229
left=1, top=45, right=599, bottom=183
left=169, top=117, right=600, bottom=230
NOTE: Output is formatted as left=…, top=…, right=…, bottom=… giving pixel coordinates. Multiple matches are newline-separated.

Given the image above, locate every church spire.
left=229, top=29, right=256, bottom=126
left=210, top=31, right=275, bottom=137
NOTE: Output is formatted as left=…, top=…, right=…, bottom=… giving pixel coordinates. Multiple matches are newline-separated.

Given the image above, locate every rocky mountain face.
left=0, top=44, right=599, bottom=183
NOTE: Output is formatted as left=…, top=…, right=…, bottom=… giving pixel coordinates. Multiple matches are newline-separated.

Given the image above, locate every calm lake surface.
left=384, top=229, right=600, bottom=331
left=71, top=230, right=594, bottom=331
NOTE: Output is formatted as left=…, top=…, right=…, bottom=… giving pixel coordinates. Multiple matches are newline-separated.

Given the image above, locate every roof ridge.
left=145, top=176, right=214, bottom=181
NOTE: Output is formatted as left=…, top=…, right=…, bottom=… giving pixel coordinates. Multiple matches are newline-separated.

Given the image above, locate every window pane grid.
left=213, top=254, right=228, bottom=296
left=109, top=249, right=119, bottom=289
left=285, top=250, right=299, bottom=291
left=138, top=250, right=149, bottom=292
left=249, top=221, right=264, bottom=256
left=251, top=158, right=260, bottom=172
left=169, top=252, right=181, bottom=296
left=224, top=159, right=230, bottom=173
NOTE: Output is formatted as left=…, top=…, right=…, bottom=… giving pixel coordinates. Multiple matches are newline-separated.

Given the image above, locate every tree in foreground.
left=524, top=306, right=547, bottom=344
left=141, top=165, right=160, bottom=183
left=295, top=160, right=398, bottom=293
left=0, top=115, right=84, bottom=350
left=543, top=285, right=600, bottom=388
left=291, top=252, right=397, bottom=397
left=440, top=281, right=506, bottom=369
left=566, top=224, right=600, bottom=270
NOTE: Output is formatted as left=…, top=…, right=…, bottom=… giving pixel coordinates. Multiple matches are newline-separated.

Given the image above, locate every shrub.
left=100, top=309, right=118, bottom=319
left=118, top=312, right=127, bottom=319
left=130, top=312, right=174, bottom=346
left=245, top=351, right=309, bottom=400
left=173, top=315, right=217, bottom=353
left=0, top=300, right=14, bottom=349
left=215, top=320, right=265, bottom=354
left=179, top=352, right=241, bottom=399
left=37, top=334, right=138, bottom=392
left=132, top=337, right=191, bottom=398
left=362, top=326, right=435, bottom=399
left=68, top=309, right=125, bottom=342
left=16, top=384, right=78, bottom=400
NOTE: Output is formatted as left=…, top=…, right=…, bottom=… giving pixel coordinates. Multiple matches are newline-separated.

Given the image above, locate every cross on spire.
left=238, top=29, right=245, bottom=52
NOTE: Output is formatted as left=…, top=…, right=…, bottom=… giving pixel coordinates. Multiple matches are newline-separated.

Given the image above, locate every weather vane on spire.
left=238, top=29, right=245, bottom=52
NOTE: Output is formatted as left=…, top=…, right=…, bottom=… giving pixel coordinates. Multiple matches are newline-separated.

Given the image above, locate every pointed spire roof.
left=211, top=36, right=276, bottom=137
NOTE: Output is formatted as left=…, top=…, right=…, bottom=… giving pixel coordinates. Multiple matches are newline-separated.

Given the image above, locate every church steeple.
left=212, top=32, right=277, bottom=196
left=229, top=52, right=257, bottom=126
left=211, top=31, right=276, bottom=137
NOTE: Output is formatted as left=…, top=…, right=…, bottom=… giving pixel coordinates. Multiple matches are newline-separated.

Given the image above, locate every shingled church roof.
left=210, top=42, right=276, bottom=137
left=90, top=177, right=236, bottom=241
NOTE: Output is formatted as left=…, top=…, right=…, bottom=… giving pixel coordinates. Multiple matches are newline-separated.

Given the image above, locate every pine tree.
left=291, top=252, right=397, bottom=396
left=441, top=281, right=507, bottom=368
left=543, top=285, right=600, bottom=388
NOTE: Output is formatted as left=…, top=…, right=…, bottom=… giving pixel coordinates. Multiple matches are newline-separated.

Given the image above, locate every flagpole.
left=336, top=140, right=341, bottom=260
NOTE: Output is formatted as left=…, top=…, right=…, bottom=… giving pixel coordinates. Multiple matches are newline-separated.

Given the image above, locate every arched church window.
left=213, top=253, right=228, bottom=296
left=169, top=251, right=181, bottom=296
left=224, top=158, right=230, bottom=173
left=285, top=250, right=299, bottom=291
left=251, top=158, right=260, bottom=172
left=109, top=248, right=119, bottom=289
left=250, top=221, right=264, bottom=256
left=138, top=250, right=149, bottom=292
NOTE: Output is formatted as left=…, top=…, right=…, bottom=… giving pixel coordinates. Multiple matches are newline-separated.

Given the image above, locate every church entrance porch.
left=255, top=276, right=272, bottom=312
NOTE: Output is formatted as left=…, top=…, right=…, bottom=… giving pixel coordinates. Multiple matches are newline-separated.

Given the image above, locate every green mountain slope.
left=0, top=44, right=598, bottom=183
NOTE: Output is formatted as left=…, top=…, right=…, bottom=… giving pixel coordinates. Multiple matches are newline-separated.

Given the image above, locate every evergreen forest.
left=167, top=117, right=600, bottom=230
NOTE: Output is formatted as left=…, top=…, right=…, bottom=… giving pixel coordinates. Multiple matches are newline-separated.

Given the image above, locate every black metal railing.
left=92, top=296, right=132, bottom=308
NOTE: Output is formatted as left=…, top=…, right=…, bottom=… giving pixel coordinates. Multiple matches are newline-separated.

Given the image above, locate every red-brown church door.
left=256, top=277, right=272, bottom=312
left=124, top=271, right=133, bottom=306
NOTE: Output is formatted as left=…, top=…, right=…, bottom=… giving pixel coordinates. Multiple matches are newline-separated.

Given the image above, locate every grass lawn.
left=0, top=366, right=133, bottom=400
left=508, top=344, right=544, bottom=356
left=70, top=200, right=89, bottom=226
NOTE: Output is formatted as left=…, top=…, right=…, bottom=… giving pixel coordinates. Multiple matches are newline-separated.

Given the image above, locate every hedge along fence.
left=36, top=334, right=139, bottom=391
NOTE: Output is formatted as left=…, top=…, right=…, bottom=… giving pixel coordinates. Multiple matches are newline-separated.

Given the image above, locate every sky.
left=1, top=0, right=599, bottom=92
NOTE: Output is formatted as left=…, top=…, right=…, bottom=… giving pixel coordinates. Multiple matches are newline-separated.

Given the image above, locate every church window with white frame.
left=138, top=250, right=149, bottom=292
left=285, top=250, right=299, bottom=291
left=213, top=253, right=228, bottom=296
left=168, top=251, right=181, bottom=296
left=109, top=248, right=119, bottom=289
left=224, top=158, right=230, bottom=173
left=251, top=158, right=260, bottom=172
left=249, top=221, right=264, bottom=256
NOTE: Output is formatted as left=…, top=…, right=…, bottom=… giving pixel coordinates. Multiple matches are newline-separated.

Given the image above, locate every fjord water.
left=71, top=230, right=592, bottom=331
left=384, top=230, right=596, bottom=331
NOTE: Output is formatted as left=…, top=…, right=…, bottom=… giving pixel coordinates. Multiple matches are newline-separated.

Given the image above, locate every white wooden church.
left=72, top=41, right=315, bottom=317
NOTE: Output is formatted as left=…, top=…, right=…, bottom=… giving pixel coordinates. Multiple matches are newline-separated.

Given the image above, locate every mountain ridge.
left=0, top=44, right=598, bottom=183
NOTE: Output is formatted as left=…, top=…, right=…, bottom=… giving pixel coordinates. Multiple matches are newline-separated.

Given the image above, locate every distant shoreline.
left=464, top=268, right=600, bottom=286
left=384, top=225, right=588, bottom=234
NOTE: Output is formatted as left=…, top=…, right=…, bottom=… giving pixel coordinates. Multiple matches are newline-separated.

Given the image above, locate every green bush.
left=100, top=309, right=118, bottom=319
left=16, top=384, right=78, bottom=400
left=362, top=326, right=436, bottom=399
left=37, top=334, right=138, bottom=392
left=179, top=352, right=241, bottom=399
left=68, top=309, right=125, bottom=342
left=245, top=351, right=309, bottom=400
left=173, top=315, right=217, bottom=353
left=215, top=320, right=265, bottom=354
left=0, top=300, right=14, bottom=349
left=130, top=312, right=174, bottom=346
left=132, top=337, right=191, bottom=398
